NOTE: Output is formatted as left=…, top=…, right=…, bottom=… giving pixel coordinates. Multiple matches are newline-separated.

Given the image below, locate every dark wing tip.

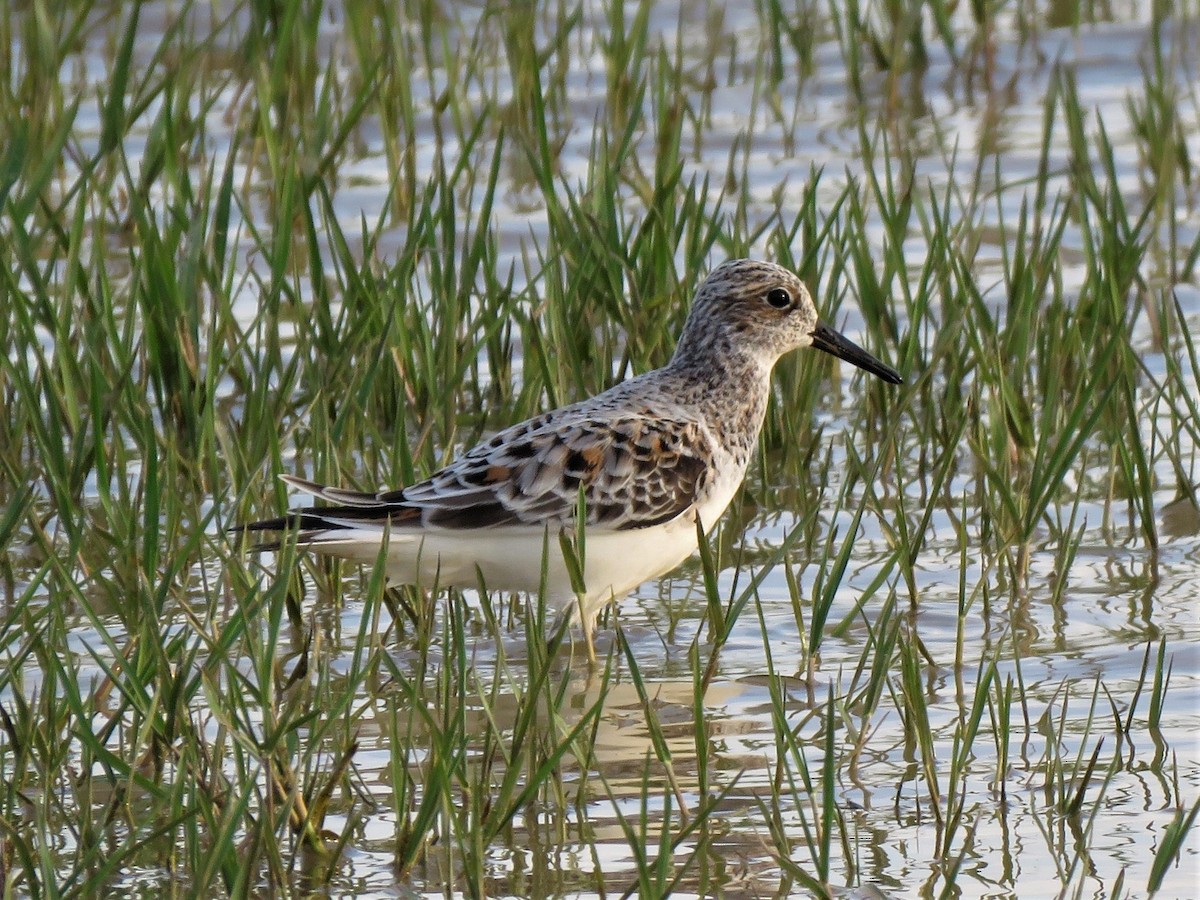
left=228, top=514, right=309, bottom=554
left=227, top=516, right=293, bottom=536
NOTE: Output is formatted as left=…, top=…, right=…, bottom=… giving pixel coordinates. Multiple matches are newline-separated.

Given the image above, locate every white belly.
left=301, top=453, right=749, bottom=627
left=304, top=515, right=703, bottom=625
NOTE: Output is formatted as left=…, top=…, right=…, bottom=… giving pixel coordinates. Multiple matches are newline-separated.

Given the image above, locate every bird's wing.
left=277, top=409, right=715, bottom=533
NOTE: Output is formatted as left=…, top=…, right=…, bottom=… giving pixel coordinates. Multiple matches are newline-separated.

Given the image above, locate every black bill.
left=810, top=322, right=902, bottom=384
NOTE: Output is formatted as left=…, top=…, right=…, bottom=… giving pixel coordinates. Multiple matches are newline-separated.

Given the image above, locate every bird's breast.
left=692, top=447, right=753, bottom=533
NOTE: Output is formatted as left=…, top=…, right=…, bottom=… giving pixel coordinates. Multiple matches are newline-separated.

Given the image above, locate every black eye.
left=766, top=287, right=792, bottom=309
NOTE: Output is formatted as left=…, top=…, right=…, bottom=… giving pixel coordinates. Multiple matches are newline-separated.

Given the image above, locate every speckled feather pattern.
left=280, top=384, right=721, bottom=533
left=235, top=259, right=901, bottom=643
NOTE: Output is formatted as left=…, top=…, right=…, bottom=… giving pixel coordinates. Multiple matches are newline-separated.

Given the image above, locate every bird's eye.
left=766, top=287, right=792, bottom=309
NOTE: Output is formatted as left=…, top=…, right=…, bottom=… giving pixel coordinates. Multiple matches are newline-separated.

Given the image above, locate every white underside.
left=303, top=515, right=701, bottom=626
left=293, top=443, right=748, bottom=628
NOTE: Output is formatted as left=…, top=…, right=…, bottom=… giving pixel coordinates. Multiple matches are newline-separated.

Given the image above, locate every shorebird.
left=234, top=259, right=902, bottom=658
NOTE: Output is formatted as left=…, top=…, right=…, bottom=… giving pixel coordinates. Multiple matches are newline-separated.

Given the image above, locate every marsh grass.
left=0, top=0, right=1198, bottom=896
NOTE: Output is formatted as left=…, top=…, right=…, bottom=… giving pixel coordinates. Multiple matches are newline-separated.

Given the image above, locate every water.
left=8, top=1, right=1200, bottom=896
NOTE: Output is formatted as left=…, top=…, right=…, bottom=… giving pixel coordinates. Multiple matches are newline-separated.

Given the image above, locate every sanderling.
left=235, top=259, right=902, bottom=658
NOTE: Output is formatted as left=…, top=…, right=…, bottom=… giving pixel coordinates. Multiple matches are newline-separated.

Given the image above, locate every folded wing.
left=235, top=409, right=714, bottom=542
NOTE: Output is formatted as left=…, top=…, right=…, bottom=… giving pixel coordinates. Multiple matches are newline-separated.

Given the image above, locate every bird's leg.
left=578, top=597, right=596, bottom=664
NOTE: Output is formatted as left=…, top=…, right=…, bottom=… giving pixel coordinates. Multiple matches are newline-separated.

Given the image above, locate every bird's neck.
left=664, top=335, right=776, bottom=454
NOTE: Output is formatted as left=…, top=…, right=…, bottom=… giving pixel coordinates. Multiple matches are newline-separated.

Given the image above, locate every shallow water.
left=7, top=0, right=1200, bottom=897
